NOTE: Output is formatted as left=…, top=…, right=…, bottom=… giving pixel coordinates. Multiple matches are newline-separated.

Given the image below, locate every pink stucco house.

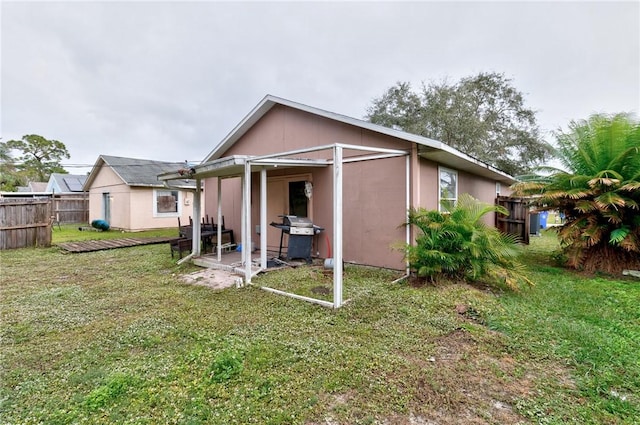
left=159, top=95, right=516, bottom=307
left=84, top=155, right=200, bottom=231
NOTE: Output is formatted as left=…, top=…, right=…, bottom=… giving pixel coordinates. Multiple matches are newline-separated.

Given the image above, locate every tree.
left=5, top=135, right=70, bottom=183
left=366, top=72, right=553, bottom=176
left=512, top=113, right=640, bottom=274
left=0, top=140, right=25, bottom=191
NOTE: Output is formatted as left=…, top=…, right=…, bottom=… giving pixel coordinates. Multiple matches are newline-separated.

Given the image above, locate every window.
left=154, top=190, right=181, bottom=217
left=439, top=167, right=458, bottom=212
left=496, top=182, right=502, bottom=196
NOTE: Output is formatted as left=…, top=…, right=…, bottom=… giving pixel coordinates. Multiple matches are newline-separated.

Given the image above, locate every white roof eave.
left=158, top=155, right=250, bottom=181
left=419, top=147, right=516, bottom=184
left=201, top=94, right=517, bottom=183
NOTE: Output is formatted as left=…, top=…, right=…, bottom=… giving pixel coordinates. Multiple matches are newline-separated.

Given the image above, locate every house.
left=45, top=173, right=87, bottom=194
left=16, top=182, right=48, bottom=193
left=84, top=155, right=201, bottom=231
left=2, top=181, right=48, bottom=198
left=159, top=95, right=516, bottom=306
left=43, top=174, right=89, bottom=224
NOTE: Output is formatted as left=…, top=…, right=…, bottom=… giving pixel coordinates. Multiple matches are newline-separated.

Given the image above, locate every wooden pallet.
left=57, top=236, right=180, bottom=253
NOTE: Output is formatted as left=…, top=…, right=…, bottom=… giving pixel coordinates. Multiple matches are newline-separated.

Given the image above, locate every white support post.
left=192, top=179, right=202, bottom=256
left=405, top=154, right=411, bottom=275
left=260, top=167, right=267, bottom=270
left=244, top=162, right=252, bottom=284
left=241, top=173, right=246, bottom=272
left=333, top=146, right=343, bottom=308
left=217, top=177, right=222, bottom=262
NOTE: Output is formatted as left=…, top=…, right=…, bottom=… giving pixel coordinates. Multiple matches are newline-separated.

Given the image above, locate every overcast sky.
left=2, top=1, right=638, bottom=175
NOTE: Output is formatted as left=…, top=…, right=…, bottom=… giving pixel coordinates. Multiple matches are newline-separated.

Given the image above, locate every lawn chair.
left=171, top=218, right=194, bottom=259
left=170, top=237, right=193, bottom=259
left=188, top=216, right=236, bottom=248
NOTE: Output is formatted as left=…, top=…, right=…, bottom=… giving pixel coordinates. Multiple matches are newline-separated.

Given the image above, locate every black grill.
left=270, top=215, right=323, bottom=262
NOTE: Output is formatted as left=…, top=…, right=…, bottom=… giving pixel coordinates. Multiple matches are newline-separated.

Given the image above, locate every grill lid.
left=282, top=215, right=313, bottom=227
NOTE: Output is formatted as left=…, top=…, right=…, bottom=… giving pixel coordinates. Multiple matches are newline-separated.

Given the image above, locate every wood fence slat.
left=0, top=199, right=51, bottom=249
left=1, top=222, right=51, bottom=230
left=495, top=196, right=530, bottom=245
left=57, top=236, right=178, bottom=253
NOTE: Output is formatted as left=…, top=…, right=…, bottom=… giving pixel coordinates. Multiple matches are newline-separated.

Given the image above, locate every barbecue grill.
left=270, top=215, right=323, bottom=263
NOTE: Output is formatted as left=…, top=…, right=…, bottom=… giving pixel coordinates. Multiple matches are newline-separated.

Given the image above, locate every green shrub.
left=83, top=373, right=135, bottom=410
left=404, top=194, right=532, bottom=290
left=207, top=351, right=244, bottom=383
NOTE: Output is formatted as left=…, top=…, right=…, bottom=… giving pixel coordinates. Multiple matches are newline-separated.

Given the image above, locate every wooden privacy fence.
left=0, top=199, right=52, bottom=249
left=495, top=196, right=529, bottom=244
left=52, top=193, right=89, bottom=224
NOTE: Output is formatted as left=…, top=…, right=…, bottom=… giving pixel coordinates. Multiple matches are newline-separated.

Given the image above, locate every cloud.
left=2, top=1, right=638, bottom=174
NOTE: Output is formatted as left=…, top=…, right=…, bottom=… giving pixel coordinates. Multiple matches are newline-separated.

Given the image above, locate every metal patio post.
left=333, top=145, right=343, bottom=308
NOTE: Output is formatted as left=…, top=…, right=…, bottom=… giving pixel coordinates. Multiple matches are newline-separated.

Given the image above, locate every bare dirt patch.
left=386, top=328, right=575, bottom=425
left=180, top=268, right=240, bottom=290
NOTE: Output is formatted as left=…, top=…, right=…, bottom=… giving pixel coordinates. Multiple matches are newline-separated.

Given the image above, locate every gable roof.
left=47, top=173, right=87, bottom=193
left=83, top=155, right=194, bottom=190
left=26, top=182, right=48, bottom=192
left=203, top=95, right=516, bottom=184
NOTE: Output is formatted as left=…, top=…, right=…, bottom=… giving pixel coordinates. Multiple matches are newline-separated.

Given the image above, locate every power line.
left=6, top=161, right=203, bottom=168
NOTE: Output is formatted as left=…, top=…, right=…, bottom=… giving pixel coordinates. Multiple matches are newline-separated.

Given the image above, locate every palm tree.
left=405, top=194, right=531, bottom=290
left=512, top=113, right=640, bottom=274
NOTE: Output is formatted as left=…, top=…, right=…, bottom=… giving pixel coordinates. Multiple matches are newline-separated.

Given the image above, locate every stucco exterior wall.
left=212, top=105, right=409, bottom=269
left=204, top=177, right=243, bottom=235
left=223, top=105, right=402, bottom=157
left=205, top=104, right=511, bottom=270
left=128, top=187, right=197, bottom=232
left=418, top=159, right=439, bottom=209
left=87, top=165, right=131, bottom=229
left=416, top=158, right=511, bottom=225
left=458, top=169, right=501, bottom=225
left=88, top=163, right=198, bottom=231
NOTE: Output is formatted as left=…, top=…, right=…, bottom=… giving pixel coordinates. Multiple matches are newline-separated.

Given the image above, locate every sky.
left=1, top=1, right=639, bottom=176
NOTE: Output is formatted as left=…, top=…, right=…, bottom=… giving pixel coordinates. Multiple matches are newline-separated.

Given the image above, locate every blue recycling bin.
left=91, top=219, right=110, bottom=231
left=539, top=211, right=549, bottom=229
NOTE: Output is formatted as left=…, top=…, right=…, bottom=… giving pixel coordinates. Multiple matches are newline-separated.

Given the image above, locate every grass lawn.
left=0, top=228, right=638, bottom=424
left=51, top=224, right=179, bottom=243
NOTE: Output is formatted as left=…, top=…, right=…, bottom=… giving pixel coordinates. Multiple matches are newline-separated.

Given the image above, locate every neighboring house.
left=84, top=155, right=200, bottom=231
left=46, top=174, right=89, bottom=224
left=160, top=95, right=516, bottom=272
left=16, top=182, right=48, bottom=193
left=46, top=173, right=87, bottom=194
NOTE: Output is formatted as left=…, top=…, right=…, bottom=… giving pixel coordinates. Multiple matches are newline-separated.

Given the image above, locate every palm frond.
left=574, top=200, right=597, bottom=213
left=601, top=210, right=623, bottom=224
left=619, top=181, right=640, bottom=191
left=588, top=176, right=620, bottom=188
left=595, top=192, right=626, bottom=209
left=609, top=226, right=630, bottom=245
left=619, top=233, right=640, bottom=253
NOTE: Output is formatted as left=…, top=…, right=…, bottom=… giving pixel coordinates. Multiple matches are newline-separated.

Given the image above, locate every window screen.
left=156, top=190, right=178, bottom=214
left=439, top=168, right=458, bottom=212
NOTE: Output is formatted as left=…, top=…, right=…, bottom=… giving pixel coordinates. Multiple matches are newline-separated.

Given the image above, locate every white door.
left=102, top=192, right=111, bottom=223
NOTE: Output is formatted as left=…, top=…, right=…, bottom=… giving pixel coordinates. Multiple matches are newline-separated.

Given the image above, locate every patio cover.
left=158, top=143, right=409, bottom=308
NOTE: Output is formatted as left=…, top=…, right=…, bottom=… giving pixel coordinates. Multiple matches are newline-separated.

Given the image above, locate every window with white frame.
left=496, top=182, right=502, bottom=196
left=439, top=167, right=458, bottom=212
left=153, top=189, right=181, bottom=217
